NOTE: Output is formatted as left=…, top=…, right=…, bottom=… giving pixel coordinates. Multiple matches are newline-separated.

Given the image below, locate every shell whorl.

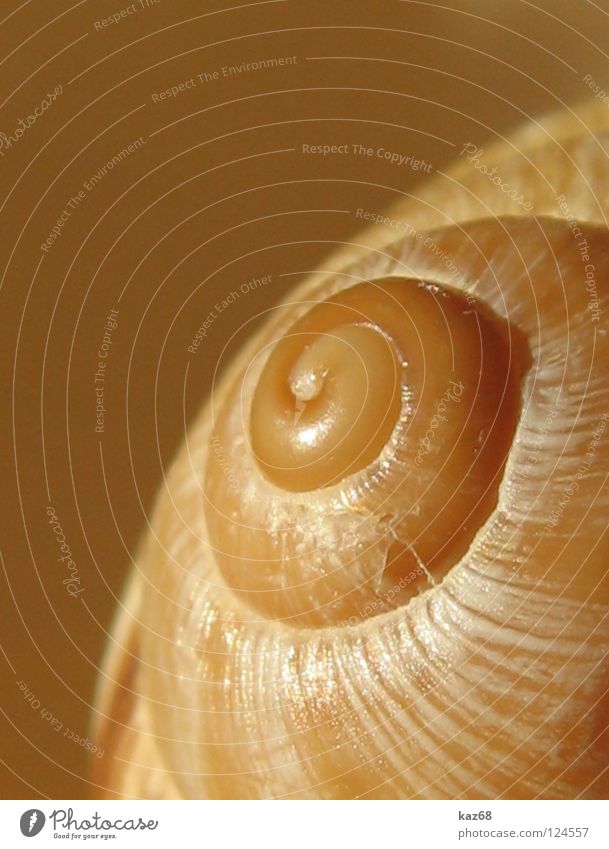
left=94, top=101, right=609, bottom=800
left=206, top=276, right=526, bottom=626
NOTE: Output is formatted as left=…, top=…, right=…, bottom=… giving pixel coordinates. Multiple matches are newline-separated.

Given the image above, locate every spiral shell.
left=94, top=100, right=609, bottom=799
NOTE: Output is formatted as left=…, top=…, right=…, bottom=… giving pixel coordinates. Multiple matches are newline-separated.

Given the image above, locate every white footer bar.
left=0, top=799, right=606, bottom=848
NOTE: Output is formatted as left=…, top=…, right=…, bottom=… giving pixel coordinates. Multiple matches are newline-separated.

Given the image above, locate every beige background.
left=2, top=0, right=609, bottom=799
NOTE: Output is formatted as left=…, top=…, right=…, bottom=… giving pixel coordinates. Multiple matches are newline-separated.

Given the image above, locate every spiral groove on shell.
left=94, top=102, right=609, bottom=800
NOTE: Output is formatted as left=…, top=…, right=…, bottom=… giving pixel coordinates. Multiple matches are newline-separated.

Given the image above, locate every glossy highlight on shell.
left=93, top=101, right=609, bottom=800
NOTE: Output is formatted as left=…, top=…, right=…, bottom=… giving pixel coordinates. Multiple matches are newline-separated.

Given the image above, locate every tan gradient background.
left=2, top=0, right=609, bottom=800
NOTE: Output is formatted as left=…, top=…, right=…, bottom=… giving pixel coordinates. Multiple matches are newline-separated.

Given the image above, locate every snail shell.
left=93, top=100, right=609, bottom=799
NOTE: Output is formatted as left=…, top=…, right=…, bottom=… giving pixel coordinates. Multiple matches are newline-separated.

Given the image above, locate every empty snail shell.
left=93, top=100, right=609, bottom=799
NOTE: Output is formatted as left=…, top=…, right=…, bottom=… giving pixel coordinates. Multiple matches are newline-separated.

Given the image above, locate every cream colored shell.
left=93, top=100, right=609, bottom=800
